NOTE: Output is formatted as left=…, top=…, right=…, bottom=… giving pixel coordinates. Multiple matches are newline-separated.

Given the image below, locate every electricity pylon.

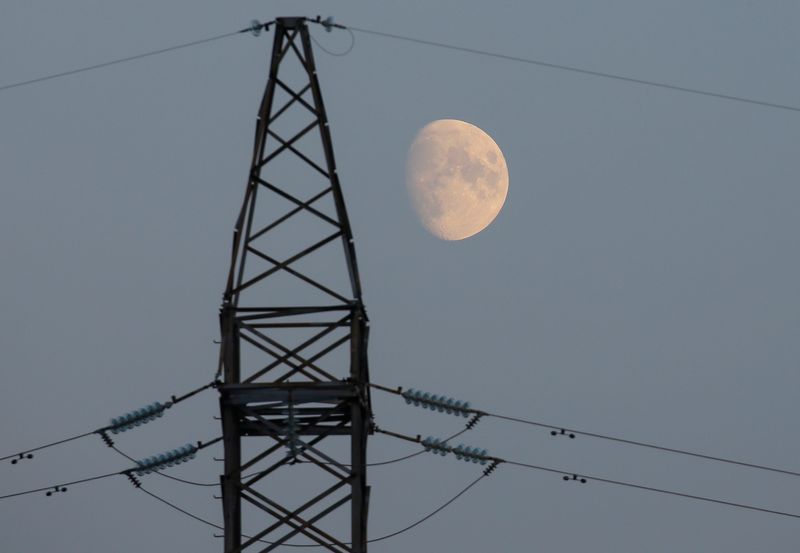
left=218, top=17, right=371, bottom=552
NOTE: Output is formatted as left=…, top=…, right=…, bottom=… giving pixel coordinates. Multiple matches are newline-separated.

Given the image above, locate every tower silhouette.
left=218, top=17, right=371, bottom=552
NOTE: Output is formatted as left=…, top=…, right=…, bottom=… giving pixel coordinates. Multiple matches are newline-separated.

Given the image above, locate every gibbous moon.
left=406, top=119, right=509, bottom=240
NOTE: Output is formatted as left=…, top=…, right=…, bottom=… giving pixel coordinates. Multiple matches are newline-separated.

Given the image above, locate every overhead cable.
left=1, top=380, right=217, bottom=464
left=488, top=411, right=800, bottom=478
left=0, top=471, right=121, bottom=500
left=1, top=430, right=99, bottom=464
left=0, top=436, right=221, bottom=500
left=343, top=24, right=800, bottom=114
left=112, top=423, right=473, bottom=489
left=3, top=15, right=798, bottom=116
left=0, top=21, right=272, bottom=93
left=367, top=473, right=487, bottom=543
left=371, top=383, right=800, bottom=479
left=503, top=459, right=800, bottom=520
left=366, top=425, right=472, bottom=467
left=140, top=486, right=329, bottom=548
left=310, top=27, right=356, bottom=57
left=111, top=444, right=221, bottom=488
left=376, top=426, right=800, bottom=521
left=137, top=471, right=490, bottom=547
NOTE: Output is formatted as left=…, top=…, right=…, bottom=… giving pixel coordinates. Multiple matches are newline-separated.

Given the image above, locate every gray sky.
left=2, top=1, right=800, bottom=551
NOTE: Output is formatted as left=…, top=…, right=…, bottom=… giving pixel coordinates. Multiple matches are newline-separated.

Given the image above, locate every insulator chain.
left=466, top=413, right=483, bottom=429
left=133, top=444, right=197, bottom=475
left=402, top=389, right=472, bottom=418
left=108, top=401, right=171, bottom=434
left=483, top=460, right=500, bottom=477
left=126, top=473, right=142, bottom=488
left=284, top=406, right=299, bottom=458
left=453, top=444, right=490, bottom=465
left=98, top=430, right=114, bottom=447
left=421, top=437, right=490, bottom=465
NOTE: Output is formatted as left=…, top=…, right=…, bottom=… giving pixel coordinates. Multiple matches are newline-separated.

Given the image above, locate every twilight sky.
left=1, top=1, right=800, bottom=552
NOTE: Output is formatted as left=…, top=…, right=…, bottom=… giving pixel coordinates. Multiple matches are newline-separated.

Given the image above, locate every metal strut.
left=218, top=17, right=371, bottom=553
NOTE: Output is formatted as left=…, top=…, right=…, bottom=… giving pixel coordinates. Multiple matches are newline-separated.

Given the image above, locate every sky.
left=2, top=1, right=800, bottom=551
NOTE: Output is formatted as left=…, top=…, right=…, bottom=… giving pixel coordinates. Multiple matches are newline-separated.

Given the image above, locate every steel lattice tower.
left=218, top=17, right=371, bottom=552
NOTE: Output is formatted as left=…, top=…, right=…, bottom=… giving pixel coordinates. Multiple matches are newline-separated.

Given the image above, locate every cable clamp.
left=247, top=19, right=272, bottom=37
left=10, top=452, right=33, bottom=465
left=313, top=15, right=344, bottom=32
left=45, top=486, right=67, bottom=497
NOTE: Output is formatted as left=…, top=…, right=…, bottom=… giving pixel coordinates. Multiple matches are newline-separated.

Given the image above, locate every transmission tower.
left=218, top=17, right=371, bottom=552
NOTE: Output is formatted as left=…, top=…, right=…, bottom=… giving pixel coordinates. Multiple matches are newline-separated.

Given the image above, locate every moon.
left=406, top=119, right=509, bottom=241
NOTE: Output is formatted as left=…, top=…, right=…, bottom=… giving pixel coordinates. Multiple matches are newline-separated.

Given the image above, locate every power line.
left=140, top=486, right=329, bottom=548
left=0, top=23, right=267, bottom=93
left=365, top=425, right=469, bottom=467
left=110, top=444, right=221, bottom=488
left=1, top=380, right=217, bottom=463
left=0, top=430, right=98, bottom=463
left=487, top=412, right=800, bottom=479
left=3, top=16, right=797, bottom=116
left=137, top=472, right=488, bottom=547
left=310, top=27, right=356, bottom=57
left=368, top=473, right=486, bottom=543
left=11, top=419, right=798, bottom=537
left=107, top=424, right=472, bottom=489
left=0, top=436, right=222, bottom=500
left=0, top=471, right=121, bottom=500
left=139, top=486, right=226, bottom=531
left=12, top=423, right=800, bottom=525
left=377, top=426, right=800, bottom=522
left=303, top=422, right=475, bottom=468
left=372, top=383, right=800, bottom=479
left=504, top=460, right=800, bottom=521
left=344, top=24, right=800, bottom=114
left=139, top=487, right=312, bottom=548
